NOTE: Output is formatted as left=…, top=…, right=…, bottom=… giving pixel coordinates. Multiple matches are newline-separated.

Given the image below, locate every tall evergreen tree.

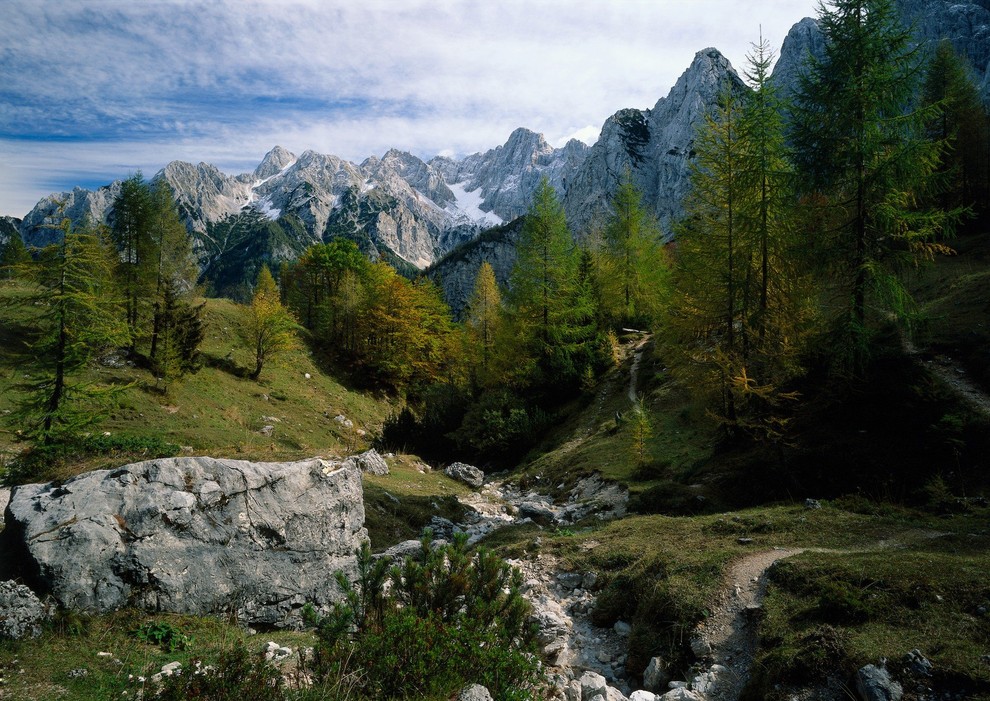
left=110, top=173, right=154, bottom=349
left=922, top=39, right=990, bottom=217
left=0, top=231, right=30, bottom=278
left=599, top=172, right=668, bottom=328
left=508, top=177, right=583, bottom=386
left=16, top=218, right=129, bottom=441
left=148, top=180, right=199, bottom=365
left=792, top=0, right=954, bottom=371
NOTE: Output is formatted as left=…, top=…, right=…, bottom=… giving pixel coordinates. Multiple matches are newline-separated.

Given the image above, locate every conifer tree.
left=17, top=218, right=129, bottom=441
left=792, top=0, right=954, bottom=371
left=464, top=261, right=503, bottom=388
left=600, top=172, right=667, bottom=327
left=248, top=265, right=299, bottom=380
left=110, top=173, right=154, bottom=349
left=922, top=40, right=990, bottom=216
left=0, top=231, right=30, bottom=278
left=148, top=180, right=199, bottom=366
left=508, top=177, right=583, bottom=386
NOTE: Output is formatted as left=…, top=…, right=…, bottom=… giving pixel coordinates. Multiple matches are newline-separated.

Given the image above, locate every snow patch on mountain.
left=446, top=182, right=503, bottom=226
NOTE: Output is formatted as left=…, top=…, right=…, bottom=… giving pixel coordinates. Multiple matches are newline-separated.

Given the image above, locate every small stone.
left=643, top=656, right=669, bottom=693
left=737, top=537, right=753, bottom=545
left=457, top=683, right=493, bottom=701
left=68, top=668, right=89, bottom=679
left=613, top=620, right=632, bottom=636
left=304, top=373, right=311, bottom=379
left=598, top=649, right=613, bottom=663
left=690, top=637, right=711, bottom=658
left=804, top=498, right=822, bottom=509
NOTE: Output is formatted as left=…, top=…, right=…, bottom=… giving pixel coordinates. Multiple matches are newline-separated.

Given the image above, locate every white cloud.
left=0, top=0, right=821, bottom=216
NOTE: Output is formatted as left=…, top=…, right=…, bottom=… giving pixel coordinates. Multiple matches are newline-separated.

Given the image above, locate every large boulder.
left=0, top=456, right=367, bottom=626
left=444, top=462, right=485, bottom=488
left=346, top=448, right=389, bottom=476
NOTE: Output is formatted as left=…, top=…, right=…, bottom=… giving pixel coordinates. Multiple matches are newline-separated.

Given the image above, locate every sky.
left=0, top=0, right=821, bottom=218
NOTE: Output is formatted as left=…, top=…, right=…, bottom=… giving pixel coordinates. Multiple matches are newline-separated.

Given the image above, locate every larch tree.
left=249, top=265, right=299, bottom=381
left=110, top=173, right=154, bottom=349
left=508, top=177, right=584, bottom=386
left=464, top=261, right=503, bottom=388
left=600, top=171, right=668, bottom=328
left=922, top=39, right=990, bottom=216
left=791, top=0, right=955, bottom=372
left=18, top=217, right=129, bottom=441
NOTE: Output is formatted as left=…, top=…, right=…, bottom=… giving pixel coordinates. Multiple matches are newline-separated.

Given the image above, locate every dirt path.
left=627, top=333, right=650, bottom=403
left=694, top=548, right=808, bottom=701
left=900, top=328, right=990, bottom=417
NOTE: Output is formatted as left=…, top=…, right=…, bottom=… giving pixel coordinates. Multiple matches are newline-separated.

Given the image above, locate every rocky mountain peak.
left=770, top=17, right=825, bottom=100
left=254, top=145, right=297, bottom=180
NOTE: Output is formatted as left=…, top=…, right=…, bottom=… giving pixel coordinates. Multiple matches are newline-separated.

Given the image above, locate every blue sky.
left=0, top=0, right=821, bottom=217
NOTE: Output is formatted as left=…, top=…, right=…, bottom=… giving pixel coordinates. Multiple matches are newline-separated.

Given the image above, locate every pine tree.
left=791, top=0, right=955, bottom=371
left=249, top=265, right=299, bottom=380
left=16, top=217, right=129, bottom=441
left=152, top=279, right=205, bottom=393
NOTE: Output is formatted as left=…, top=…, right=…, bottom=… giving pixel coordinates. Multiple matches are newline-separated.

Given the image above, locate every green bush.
left=131, top=620, right=192, bottom=652
left=150, top=644, right=283, bottom=701
left=307, top=533, right=543, bottom=700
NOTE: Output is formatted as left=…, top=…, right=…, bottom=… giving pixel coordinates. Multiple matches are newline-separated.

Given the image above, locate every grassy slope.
left=0, top=284, right=390, bottom=481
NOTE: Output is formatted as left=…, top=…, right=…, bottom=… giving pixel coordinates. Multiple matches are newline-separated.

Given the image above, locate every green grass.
left=0, top=282, right=391, bottom=482
left=0, top=610, right=316, bottom=701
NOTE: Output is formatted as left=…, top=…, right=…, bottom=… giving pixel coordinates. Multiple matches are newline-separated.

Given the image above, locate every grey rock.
left=444, top=462, right=485, bottom=488
left=804, top=498, right=822, bottom=510
left=458, top=684, right=494, bottom=701
left=630, top=692, right=659, bottom=701
left=380, top=539, right=423, bottom=562
left=642, top=656, right=669, bottom=693
left=659, top=689, right=704, bottom=701
left=582, top=571, right=600, bottom=591
left=580, top=670, right=609, bottom=701
left=613, top=620, right=632, bottom=636
left=855, top=664, right=903, bottom=701
left=564, top=679, right=583, bottom=701
left=903, top=649, right=933, bottom=677
left=557, top=572, right=584, bottom=590
left=605, top=687, right=629, bottom=701
left=690, top=636, right=712, bottom=658
left=0, top=456, right=367, bottom=626
left=0, top=486, right=9, bottom=526
left=426, top=516, right=458, bottom=540
left=347, top=448, right=388, bottom=476
left=0, top=580, right=51, bottom=640
left=518, top=499, right=557, bottom=525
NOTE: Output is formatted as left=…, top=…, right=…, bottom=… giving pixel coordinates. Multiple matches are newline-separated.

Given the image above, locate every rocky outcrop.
left=19, top=183, right=123, bottom=248
left=0, top=216, right=20, bottom=249
left=770, top=17, right=826, bottom=101
left=564, top=48, right=747, bottom=236
left=855, top=663, right=903, bottom=701
left=0, top=456, right=367, bottom=626
left=0, top=580, right=51, bottom=640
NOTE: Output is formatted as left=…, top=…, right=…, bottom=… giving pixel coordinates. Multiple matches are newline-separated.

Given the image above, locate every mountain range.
left=5, top=1, right=988, bottom=306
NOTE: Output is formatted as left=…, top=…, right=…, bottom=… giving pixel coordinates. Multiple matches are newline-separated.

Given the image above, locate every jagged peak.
left=254, top=145, right=297, bottom=179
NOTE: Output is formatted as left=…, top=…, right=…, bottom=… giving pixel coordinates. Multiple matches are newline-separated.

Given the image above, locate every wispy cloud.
left=0, top=0, right=819, bottom=216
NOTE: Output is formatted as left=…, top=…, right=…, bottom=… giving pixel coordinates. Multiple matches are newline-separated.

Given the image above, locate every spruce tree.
left=110, top=173, right=154, bottom=350
left=922, top=40, right=990, bottom=217
left=508, top=177, right=581, bottom=386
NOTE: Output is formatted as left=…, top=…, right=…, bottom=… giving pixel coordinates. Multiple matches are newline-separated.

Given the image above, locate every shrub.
left=151, top=644, right=283, bottom=701
left=307, top=533, right=543, bottom=700
left=131, top=620, right=192, bottom=652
